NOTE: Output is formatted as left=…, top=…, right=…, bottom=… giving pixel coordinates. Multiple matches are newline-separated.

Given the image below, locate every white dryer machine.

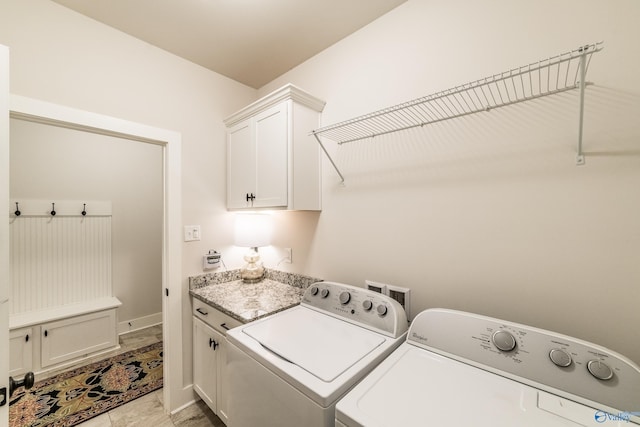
left=226, top=281, right=408, bottom=427
left=336, top=308, right=640, bottom=426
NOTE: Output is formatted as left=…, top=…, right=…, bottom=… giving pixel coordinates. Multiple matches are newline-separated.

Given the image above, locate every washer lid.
left=242, top=307, right=385, bottom=382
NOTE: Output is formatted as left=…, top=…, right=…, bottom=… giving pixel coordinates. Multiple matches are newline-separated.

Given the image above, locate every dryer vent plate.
left=365, top=280, right=411, bottom=321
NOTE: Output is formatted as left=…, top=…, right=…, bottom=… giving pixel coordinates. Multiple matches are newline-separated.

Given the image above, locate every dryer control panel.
left=302, top=282, right=408, bottom=339
left=407, top=308, right=640, bottom=416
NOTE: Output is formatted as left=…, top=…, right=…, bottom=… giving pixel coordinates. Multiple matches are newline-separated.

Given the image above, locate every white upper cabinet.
left=225, top=84, right=325, bottom=210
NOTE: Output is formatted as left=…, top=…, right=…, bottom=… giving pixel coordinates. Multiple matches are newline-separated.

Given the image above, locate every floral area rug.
left=9, top=341, right=163, bottom=427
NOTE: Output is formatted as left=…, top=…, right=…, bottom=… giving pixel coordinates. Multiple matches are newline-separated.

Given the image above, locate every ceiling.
left=52, top=0, right=407, bottom=89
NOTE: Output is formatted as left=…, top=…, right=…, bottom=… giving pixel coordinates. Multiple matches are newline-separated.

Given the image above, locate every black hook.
left=14, top=202, right=21, bottom=216
left=51, top=203, right=56, bottom=216
left=81, top=204, right=87, bottom=216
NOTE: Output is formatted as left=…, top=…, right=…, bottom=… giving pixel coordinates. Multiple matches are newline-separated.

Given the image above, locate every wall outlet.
left=184, top=225, right=201, bottom=242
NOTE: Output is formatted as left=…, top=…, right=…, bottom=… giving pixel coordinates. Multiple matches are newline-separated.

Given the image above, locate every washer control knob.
left=376, top=304, right=388, bottom=316
left=587, top=360, right=614, bottom=381
left=339, top=291, right=351, bottom=305
left=492, top=330, right=517, bottom=352
left=549, top=348, right=572, bottom=367
left=309, top=286, right=319, bottom=296
left=362, top=300, right=373, bottom=311
left=320, top=288, right=330, bottom=299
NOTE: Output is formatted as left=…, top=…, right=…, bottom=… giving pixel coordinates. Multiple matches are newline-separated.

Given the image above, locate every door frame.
left=1, top=44, right=10, bottom=427
left=5, top=94, right=188, bottom=413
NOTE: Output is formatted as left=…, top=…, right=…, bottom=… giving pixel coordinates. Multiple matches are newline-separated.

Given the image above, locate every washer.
left=226, top=281, right=408, bottom=427
left=336, top=308, right=640, bottom=426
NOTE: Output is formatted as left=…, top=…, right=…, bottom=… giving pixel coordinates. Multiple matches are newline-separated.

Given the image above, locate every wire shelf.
left=312, top=42, right=603, bottom=181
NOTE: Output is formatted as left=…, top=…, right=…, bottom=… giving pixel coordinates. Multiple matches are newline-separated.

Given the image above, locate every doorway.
left=7, top=95, right=184, bottom=413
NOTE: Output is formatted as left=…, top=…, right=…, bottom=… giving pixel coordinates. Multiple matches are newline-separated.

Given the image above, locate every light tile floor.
left=77, top=389, right=224, bottom=427
left=65, top=325, right=223, bottom=427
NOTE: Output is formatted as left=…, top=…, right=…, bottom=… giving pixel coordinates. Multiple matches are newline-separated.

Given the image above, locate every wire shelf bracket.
left=312, top=42, right=603, bottom=182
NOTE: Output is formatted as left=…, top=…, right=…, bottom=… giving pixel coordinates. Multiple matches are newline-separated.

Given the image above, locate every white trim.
left=169, top=397, right=199, bottom=416
left=8, top=95, right=189, bottom=413
left=9, top=199, right=112, bottom=217
left=118, top=312, right=162, bottom=335
left=1, top=44, right=10, bottom=427
left=223, top=83, right=326, bottom=127
left=10, top=297, right=122, bottom=329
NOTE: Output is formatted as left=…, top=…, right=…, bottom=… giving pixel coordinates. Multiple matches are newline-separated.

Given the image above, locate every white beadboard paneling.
left=9, top=214, right=112, bottom=314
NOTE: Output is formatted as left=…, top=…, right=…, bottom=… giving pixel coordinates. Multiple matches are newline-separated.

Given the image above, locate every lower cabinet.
left=9, top=302, right=120, bottom=378
left=192, top=298, right=241, bottom=425
left=9, top=327, right=33, bottom=377
left=193, top=317, right=222, bottom=411
left=41, top=310, right=118, bottom=368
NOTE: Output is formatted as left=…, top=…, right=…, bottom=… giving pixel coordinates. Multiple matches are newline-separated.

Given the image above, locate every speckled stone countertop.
left=189, top=269, right=322, bottom=323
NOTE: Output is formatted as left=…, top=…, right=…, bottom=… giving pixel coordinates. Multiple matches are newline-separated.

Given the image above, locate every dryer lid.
left=243, top=307, right=385, bottom=382
left=336, top=345, right=632, bottom=426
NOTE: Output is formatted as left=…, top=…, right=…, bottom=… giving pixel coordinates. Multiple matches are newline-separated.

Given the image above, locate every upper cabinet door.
left=227, top=120, right=255, bottom=209
left=224, top=84, right=325, bottom=211
left=253, top=102, right=288, bottom=208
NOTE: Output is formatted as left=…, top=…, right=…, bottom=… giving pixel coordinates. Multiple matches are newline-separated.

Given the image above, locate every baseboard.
left=118, top=312, right=162, bottom=335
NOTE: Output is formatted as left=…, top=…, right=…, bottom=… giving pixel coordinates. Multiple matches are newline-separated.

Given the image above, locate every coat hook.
left=51, top=203, right=56, bottom=216
left=82, top=204, right=87, bottom=216
left=14, top=202, right=21, bottom=216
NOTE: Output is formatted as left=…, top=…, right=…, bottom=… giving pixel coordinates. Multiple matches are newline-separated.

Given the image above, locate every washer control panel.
left=407, top=308, right=640, bottom=414
left=302, top=281, right=408, bottom=338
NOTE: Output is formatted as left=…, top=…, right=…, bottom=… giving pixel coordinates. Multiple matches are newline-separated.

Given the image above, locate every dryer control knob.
left=376, top=304, right=388, bottom=316
left=339, top=291, right=351, bottom=305
left=362, top=300, right=373, bottom=311
left=549, top=348, right=572, bottom=367
left=320, top=288, right=330, bottom=298
left=492, top=330, right=516, bottom=352
left=587, top=360, right=614, bottom=381
left=310, top=286, right=319, bottom=296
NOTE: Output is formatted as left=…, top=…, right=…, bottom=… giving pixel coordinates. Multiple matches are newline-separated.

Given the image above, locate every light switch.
left=184, top=225, right=201, bottom=242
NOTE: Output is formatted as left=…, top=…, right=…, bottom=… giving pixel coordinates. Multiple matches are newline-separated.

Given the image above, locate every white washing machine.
left=226, top=281, right=408, bottom=427
left=336, top=308, right=640, bottom=426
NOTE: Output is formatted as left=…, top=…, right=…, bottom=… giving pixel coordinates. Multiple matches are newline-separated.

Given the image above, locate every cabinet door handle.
left=246, top=193, right=256, bottom=202
left=220, top=323, right=230, bottom=330
left=25, top=334, right=29, bottom=343
left=209, top=338, right=218, bottom=350
left=196, top=308, right=208, bottom=316
left=44, top=330, right=48, bottom=337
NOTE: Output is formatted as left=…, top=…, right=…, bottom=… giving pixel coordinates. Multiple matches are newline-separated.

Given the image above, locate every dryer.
left=336, top=308, right=640, bottom=426
left=226, top=281, right=408, bottom=427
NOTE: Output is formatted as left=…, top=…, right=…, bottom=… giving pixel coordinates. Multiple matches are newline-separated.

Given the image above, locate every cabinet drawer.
left=193, top=299, right=241, bottom=334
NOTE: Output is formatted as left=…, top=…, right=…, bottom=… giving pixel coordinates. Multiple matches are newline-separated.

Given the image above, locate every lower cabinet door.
left=193, top=317, right=221, bottom=413
left=9, top=327, right=33, bottom=376
left=41, top=310, right=117, bottom=368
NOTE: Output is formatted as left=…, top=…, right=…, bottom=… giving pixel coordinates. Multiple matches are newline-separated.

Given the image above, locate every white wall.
left=260, top=0, right=640, bottom=365
left=10, top=118, right=163, bottom=326
left=0, top=0, right=257, bottom=410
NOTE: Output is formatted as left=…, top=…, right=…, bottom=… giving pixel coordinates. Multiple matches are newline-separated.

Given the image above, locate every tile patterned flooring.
left=55, top=325, right=224, bottom=427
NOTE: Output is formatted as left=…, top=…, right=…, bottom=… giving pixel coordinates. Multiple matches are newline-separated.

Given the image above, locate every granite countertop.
left=189, top=269, right=322, bottom=323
